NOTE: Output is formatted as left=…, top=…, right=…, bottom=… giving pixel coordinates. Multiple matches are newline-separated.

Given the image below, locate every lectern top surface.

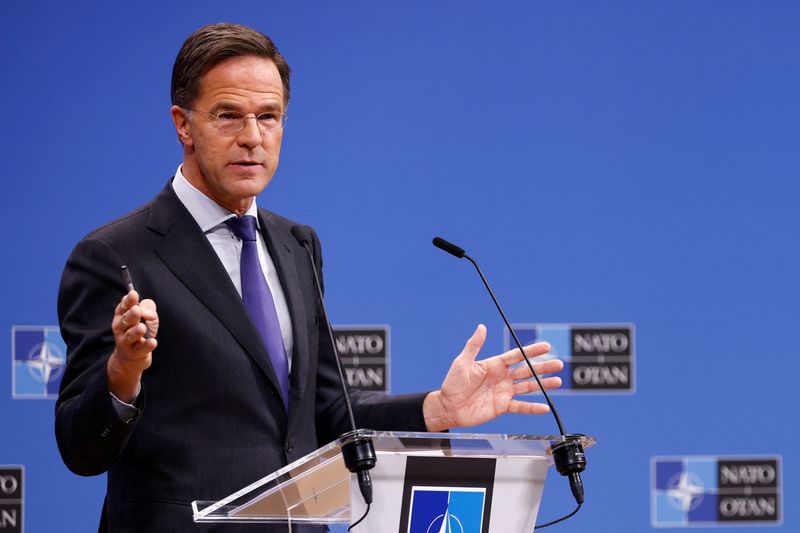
left=193, top=430, right=596, bottom=524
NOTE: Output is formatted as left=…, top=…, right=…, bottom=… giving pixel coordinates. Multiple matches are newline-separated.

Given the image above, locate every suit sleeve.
left=55, top=237, right=141, bottom=476
left=309, top=228, right=429, bottom=445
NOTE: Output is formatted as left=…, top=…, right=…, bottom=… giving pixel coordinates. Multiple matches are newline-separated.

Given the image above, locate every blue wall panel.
left=1, top=1, right=797, bottom=531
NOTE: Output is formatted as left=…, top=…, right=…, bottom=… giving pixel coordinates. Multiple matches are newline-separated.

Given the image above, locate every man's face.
left=171, top=55, right=285, bottom=215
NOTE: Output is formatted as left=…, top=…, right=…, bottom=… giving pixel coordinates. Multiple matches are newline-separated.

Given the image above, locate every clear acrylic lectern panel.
left=192, top=430, right=595, bottom=526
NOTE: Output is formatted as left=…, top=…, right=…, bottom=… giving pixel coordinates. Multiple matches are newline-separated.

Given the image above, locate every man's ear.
left=170, top=105, right=192, bottom=145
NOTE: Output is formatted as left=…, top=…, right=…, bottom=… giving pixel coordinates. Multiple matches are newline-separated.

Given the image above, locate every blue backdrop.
left=1, top=1, right=798, bottom=531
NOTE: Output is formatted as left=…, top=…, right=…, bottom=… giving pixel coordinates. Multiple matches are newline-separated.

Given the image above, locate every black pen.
left=120, top=265, right=151, bottom=339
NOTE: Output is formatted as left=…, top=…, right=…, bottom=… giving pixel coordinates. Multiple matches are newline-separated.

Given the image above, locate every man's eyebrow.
left=207, top=101, right=284, bottom=114
left=257, top=102, right=285, bottom=113
left=207, top=101, right=243, bottom=113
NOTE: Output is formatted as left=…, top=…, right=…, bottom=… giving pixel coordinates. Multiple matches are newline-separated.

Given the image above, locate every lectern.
left=193, top=430, right=595, bottom=532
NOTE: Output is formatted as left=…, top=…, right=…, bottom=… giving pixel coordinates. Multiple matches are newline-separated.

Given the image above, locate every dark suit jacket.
left=56, top=181, right=427, bottom=532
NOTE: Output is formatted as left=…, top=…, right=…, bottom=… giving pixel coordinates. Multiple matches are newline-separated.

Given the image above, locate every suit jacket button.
left=285, top=441, right=293, bottom=454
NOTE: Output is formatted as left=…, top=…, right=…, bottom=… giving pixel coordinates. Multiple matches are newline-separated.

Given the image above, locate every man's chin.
left=228, top=175, right=273, bottom=198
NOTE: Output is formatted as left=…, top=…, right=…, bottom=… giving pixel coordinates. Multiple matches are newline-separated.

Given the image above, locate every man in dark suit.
left=55, top=23, right=563, bottom=532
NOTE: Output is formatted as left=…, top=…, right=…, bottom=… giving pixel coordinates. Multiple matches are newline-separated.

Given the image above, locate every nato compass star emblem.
left=666, top=471, right=705, bottom=512
left=12, top=326, right=67, bottom=399
left=429, top=502, right=465, bottom=533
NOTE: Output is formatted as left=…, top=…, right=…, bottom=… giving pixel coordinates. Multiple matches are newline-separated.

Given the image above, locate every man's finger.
left=120, top=333, right=158, bottom=358
left=115, top=310, right=142, bottom=337
left=457, top=324, right=486, bottom=363
left=121, top=290, right=140, bottom=309
left=122, top=323, right=148, bottom=344
left=513, top=376, right=562, bottom=395
left=509, top=358, right=564, bottom=380
left=139, top=298, right=158, bottom=320
left=114, top=290, right=140, bottom=320
left=139, top=337, right=158, bottom=353
left=507, top=400, right=551, bottom=415
left=499, top=341, right=551, bottom=365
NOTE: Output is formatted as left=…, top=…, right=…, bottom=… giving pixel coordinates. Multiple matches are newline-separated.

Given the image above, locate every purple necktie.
left=225, top=216, right=289, bottom=411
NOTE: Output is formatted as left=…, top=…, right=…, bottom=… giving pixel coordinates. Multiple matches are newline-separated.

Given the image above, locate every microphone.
left=432, top=236, right=587, bottom=508
left=432, top=237, right=465, bottom=258
left=291, top=225, right=377, bottom=505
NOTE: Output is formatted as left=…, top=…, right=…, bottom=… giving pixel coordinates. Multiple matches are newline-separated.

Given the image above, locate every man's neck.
left=181, top=162, right=254, bottom=217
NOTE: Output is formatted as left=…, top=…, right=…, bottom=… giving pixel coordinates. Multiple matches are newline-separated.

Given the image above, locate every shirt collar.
left=172, top=165, right=260, bottom=232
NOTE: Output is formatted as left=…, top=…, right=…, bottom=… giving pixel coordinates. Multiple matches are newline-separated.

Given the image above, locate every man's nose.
left=236, top=115, right=263, bottom=146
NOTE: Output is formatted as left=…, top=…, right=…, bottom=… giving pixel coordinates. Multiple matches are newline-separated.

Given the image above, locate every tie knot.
left=225, top=216, right=258, bottom=242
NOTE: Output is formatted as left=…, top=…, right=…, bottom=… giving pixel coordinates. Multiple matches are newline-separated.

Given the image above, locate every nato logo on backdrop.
left=0, top=466, right=23, bottom=532
left=333, top=325, right=389, bottom=393
left=505, top=324, right=634, bottom=393
left=651, top=456, right=782, bottom=527
left=11, top=326, right=66, bottom=399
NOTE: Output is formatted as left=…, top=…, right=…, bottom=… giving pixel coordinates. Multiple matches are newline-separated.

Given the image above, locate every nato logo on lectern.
left=505, top=324, right=634, bottom=394
left=400, top=456, right=495, bottom=533
left=0, top=466, right=23, bottom=532
left=11, top=326, right=66, bottom=399
left=407, top=488, right=486, bottom=533
left=651, top=456, right=782, bottom=527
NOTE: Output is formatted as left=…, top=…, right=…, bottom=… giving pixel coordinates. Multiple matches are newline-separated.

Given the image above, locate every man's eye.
left=217, top=112, right=243, bottom=121
left=257, top=113, right=279, bottom=122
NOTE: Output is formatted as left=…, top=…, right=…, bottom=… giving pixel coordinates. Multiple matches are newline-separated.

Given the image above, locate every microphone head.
left=291, top=225, right=312, bottom=246
left=432, top=236, right=466, bottom=258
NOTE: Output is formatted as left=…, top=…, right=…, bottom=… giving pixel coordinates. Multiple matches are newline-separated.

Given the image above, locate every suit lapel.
left=146, top=184, right=287, bottom=401
left=257, top=208, right=311, bottom=415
